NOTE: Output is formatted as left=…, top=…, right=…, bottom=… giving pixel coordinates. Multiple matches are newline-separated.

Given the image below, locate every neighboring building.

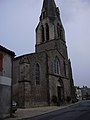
left=13, top=0, right=75, bottom=108
left=0, top=45, right=15, bottom=119
left=81, top=86, right=90, bottom=100
left=75, top=86, right=90, bottom=101
left=75, top=86, right=82, bottom=101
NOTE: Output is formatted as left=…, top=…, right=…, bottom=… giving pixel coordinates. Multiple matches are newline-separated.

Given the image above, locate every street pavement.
left=5, top=100, right=90, bottom=120
left=24, top=100, right=90, bottom=120
left=5, top=103, right=76, bottom=120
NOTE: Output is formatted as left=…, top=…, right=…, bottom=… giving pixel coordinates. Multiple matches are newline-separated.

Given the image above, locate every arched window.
left=41, top=25, right=45, bottom=42
left=42, top=11, right=46, bottom=19
left=57, top=23, right=63, bottom=38
left=46, top=23, right=49, bottom=41
left=54, top=56, right=60, bottom=74
left=35, top=63, right=40, bottom=85
left=57, top=23, right=60, bottom=38
left=63, top=61, right=66, bottom=76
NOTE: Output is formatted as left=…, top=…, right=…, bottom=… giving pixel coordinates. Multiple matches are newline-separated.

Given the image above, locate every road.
left=23, top=100, right=90, bottom=120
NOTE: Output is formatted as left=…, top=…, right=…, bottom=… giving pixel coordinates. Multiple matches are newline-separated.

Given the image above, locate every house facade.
left=75, top=86, right=82, bottom=101
left=81, top=86, right=90, bottom=100
left=0, top=45, right=15, bottom=119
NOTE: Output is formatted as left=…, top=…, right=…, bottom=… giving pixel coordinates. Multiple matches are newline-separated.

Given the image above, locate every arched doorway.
left=57, top=78, right=64, bottom=105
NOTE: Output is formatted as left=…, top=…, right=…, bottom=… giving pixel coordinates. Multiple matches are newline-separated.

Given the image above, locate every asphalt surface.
left=23, top=100, right=90, bottom=120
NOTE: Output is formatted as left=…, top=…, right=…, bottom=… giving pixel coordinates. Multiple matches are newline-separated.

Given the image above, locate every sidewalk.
left=5, top=104, right=76, bottom=120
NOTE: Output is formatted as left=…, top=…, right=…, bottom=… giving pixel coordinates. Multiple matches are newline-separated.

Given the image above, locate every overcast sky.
left=0, top=0, right=90, bottom=88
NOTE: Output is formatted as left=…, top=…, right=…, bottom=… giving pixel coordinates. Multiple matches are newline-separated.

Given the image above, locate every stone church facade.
left=13, top=0, right=75, bottom=108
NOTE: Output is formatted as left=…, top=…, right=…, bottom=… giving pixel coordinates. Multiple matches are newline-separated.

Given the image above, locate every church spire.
left=36, top=0, right=65, bottom=53
left=40, top=0, right=60, bottom=21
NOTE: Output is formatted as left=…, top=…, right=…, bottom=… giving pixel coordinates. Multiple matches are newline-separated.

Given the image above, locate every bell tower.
left=35, top=0, right=67, bottom=58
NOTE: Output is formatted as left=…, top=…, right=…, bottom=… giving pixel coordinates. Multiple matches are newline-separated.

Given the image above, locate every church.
left=13, top=0, right=75, bottom=108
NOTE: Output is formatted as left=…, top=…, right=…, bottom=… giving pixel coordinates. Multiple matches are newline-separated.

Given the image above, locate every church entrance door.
left=57, top=86, right=61, bottom=101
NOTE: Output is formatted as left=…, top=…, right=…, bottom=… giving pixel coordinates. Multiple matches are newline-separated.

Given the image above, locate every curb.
left=19, top=102, right=79, bottom=120
left=5, top=102, right=80, bottom=120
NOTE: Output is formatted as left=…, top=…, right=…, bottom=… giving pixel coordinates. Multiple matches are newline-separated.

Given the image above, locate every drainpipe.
left=45, top=51, right=50, bottom=105
left=10, top=55, right=14, bottom=117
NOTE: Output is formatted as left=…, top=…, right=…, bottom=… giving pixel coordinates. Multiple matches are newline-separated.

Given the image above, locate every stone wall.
left=0, top=85, right=11, bottom=118
left=13, top=52, right=49, bottom=108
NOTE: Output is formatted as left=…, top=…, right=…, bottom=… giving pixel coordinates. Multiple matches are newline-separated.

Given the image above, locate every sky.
left=0, top=0, right=90, bottom=87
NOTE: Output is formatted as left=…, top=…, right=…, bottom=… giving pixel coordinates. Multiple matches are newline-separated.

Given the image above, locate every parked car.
left=12, top=101, right=17, bottom=113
